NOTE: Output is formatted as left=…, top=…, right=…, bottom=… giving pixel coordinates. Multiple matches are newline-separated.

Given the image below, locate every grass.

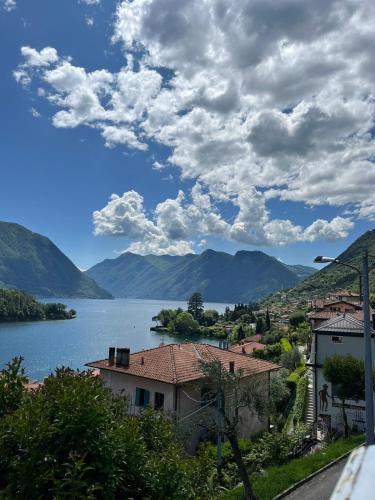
left=222, top=434, right=364, bottom=500
left=280, top=338, right=292, bottom=352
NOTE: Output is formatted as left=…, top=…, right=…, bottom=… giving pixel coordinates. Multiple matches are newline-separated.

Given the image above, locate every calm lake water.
left=0, top=298, right=231, bottom=381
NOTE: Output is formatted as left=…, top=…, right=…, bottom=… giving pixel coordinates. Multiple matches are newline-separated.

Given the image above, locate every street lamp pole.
left=362, top=250, right=374, bottom=445
left=314, top=252, right=374, bottom=445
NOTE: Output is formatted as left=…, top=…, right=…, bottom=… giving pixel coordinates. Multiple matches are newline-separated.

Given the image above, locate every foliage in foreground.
left=0, top=289, right=76, bottom=322
left=0, top=359, right=215, bottom=499
left=204, top=424, right=310, bottom=491
left=223, top=433, right=364, bottom=500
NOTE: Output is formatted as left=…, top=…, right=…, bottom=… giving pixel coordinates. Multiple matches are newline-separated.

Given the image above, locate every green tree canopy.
left=174, top=311, right=200, bottom=335
left=323, top=354, right=368, bottom=436
left=0, top=364, right=214, bottom=499
left=289, top=311, right=307, bottom=328
left=187, top=292, right=204, bottom=321
left=202, top=309, right=219, bottom=326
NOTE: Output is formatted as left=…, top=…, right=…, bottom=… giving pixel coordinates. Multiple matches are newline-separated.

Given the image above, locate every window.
left=200, top=387, right=216, bottom=407
left=154, top=392, right=164, bottom=410
left=331, top=336, right=343, bottom=344
left=135, top=387, right=150, bottom=407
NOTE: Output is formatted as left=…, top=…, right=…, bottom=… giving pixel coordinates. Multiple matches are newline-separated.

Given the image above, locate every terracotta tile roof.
left=244, top=334, right=262, bottom=343
left=308, top=310, right=370, bottom=321
left=230, top=341, right=265, bottom=355
left=86, top=343, right=279, bottom=385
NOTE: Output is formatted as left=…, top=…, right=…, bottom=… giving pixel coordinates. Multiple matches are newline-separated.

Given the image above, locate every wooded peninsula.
left=0, top=289, right=76, bottom=322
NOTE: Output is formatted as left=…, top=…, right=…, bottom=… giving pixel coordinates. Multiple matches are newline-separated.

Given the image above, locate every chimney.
left=141, top=357, right=144, bottom=365
left=229, top=361, right=235, bottom=373
left=108, top=347, right=116, bottom=366
left=116, top=348, right=130, bottom=368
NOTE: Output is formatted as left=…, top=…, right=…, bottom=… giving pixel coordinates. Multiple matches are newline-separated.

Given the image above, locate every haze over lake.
left=0, top=298, right=231, bottom=381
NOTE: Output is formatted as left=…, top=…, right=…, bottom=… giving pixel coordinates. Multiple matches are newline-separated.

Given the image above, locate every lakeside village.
left=1, top=288, right=374, bottom=498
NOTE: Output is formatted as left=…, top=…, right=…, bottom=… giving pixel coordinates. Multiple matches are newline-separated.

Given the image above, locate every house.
left=328, top=289, right=361, bottom=303
left=230, top=341, right=265, bottom=355
left=308, top=315, right=375, bottom=434
left=87, top=343, right=279, bottom=452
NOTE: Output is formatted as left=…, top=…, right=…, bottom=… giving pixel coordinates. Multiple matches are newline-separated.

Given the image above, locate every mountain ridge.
left=0, top=221, right=112, bottom=299
left=263, top=229, right=375, bottom=304
left=86, top=249, right=316, bottom=303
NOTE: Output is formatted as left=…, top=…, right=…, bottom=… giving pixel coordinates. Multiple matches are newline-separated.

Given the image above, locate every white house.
left=87, top=343, right=279, bottom=451
left=309, top=315, right=375, bottom=434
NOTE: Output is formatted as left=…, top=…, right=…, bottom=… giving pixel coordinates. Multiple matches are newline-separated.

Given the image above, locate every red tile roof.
left=230, top=341, right=265, bottom=354
left=308, top=310, right=369, bottom=321
left=86, top=343, right=279, bottom=385
left=244, top=334, right=262, bottom=343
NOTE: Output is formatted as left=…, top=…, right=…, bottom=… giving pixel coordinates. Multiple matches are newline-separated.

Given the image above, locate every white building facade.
left=309, top=315, right=375, bottom=434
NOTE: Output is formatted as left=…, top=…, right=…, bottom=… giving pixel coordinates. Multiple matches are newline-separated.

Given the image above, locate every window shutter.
left=144, top=389, right=150, bottom=406
left=135, top=387, right=140, bottom=406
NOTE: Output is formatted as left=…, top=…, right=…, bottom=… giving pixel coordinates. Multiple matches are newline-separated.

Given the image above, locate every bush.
left=0, top=366, right=215, bottom=499
left=280, top=338, right=292, bottom=352
left=292, top=375, right=308, bottom=423
left=289, top=311, right=307, bottom=328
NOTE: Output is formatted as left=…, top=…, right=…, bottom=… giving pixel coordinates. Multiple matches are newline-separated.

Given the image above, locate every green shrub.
left=280, top=338, right=292, bottom=352
left=293, top=375, right=308, bottom=422
left=0, top=366, right=215, bottom=499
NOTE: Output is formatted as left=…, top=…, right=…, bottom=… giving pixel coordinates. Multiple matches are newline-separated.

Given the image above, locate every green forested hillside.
left=0, top=222, right=111, bottom=298
left=0, top=289, right=76, bottom=321
left=86, top=249, right=314, bottom=302
left=265, top=229, right=375, bottom=304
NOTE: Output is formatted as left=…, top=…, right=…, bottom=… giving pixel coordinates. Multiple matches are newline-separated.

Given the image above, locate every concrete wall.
left=99, top=368, right=269, bottom=453
left=313, top=332, right=375, bottom=433
left=100, top=369, right=175, bottom=413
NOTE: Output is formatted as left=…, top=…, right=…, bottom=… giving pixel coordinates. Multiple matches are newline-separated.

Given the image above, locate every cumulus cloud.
left=1, top=0, right=16, bottom=11
left=15, top=0, right=375, bottom=251
left=93, top=188, right=353, bottom=255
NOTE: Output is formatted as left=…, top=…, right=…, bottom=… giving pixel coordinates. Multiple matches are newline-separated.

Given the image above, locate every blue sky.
left=1, top=0, right=375, bottom=270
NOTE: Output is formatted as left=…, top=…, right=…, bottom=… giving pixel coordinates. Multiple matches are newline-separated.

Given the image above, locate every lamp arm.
left=334, top=259, right=361, bottom=275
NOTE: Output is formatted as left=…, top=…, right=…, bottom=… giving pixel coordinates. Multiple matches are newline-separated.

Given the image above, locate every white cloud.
left=85, top=17, right=94, bottom=27
left=30, top=107, right=41, bottom=118
left=15, top=0, right=375, bottom=251
left=20, top=46, right=58, bottom=67
left=92, top=188, right=352, bottom=255
left=1, top=0, right=16, bottom=12
left=80, top=0, right=100, bottom=4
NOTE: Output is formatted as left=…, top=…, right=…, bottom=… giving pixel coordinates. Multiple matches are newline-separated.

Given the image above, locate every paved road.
left=282, top=458, right=348, bottom=500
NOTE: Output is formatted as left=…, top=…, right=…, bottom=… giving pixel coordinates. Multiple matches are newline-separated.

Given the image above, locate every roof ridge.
left=169, top=344, right=177, bottom=384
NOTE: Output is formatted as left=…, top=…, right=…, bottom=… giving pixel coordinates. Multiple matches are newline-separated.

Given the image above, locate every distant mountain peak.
left=0, top=221, right=112, bottom=299
left=86, top=248, right=310, bottom=303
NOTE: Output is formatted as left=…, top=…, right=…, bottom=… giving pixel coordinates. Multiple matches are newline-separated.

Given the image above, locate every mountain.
left=85, top=249, right=313, bottom=303
left=265, top=229, right=375, bottom=304
left=285, top=264, right=317, bottom=281
left=0, top=222, right=112, bottom=299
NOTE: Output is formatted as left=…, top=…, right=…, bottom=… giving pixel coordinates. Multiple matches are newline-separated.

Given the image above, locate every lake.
left=0, top=298, right=231, bottom=381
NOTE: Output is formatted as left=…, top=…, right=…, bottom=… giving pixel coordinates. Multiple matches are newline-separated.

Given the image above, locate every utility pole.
left=216, top=369, right=223, bottom=482
left=362, top=250, right=374, bottom=446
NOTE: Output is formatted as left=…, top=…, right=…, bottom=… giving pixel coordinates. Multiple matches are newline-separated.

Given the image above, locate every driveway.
left=282, top=457, right=347, bottom=500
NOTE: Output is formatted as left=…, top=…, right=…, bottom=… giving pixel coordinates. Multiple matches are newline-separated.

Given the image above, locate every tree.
left=187, top=292, right=204, bottom=321
left=289, top=311, right=306, bottom=328
left=323, top=354, right=367, bottom=437
left=174, top=312, right=200, bottom=335
left=0, top=364, right=215, bottom=499
left=203, top=309, right=219, bottom=326
left=255, top=317, right=265, bottom=334
left=155, top=309, right=176, bottom=327
left=237, top=324, right=246, bottom=341
left=265, top=309, right=271, bottom=331
left=0, top=357, right=27, bottom=419
left=280, top=347, right=301, bottom=371
left=198, top=359, right=269, bottom=500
